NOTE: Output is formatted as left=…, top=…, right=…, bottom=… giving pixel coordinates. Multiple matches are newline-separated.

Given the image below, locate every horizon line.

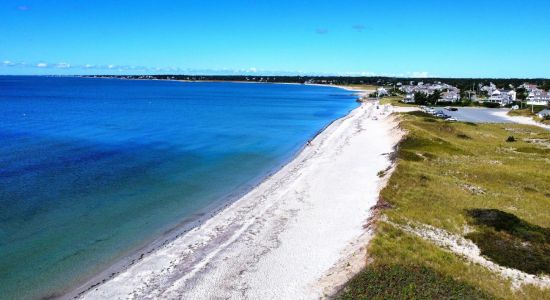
left=1, top=74, right=550, bottom=80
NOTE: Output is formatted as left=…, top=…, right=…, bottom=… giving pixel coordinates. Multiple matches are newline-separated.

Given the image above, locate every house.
left=520, top=83, right=540, bottom=92
left=480, top=82, right=497, bottom=95
left=438, top=91, right=460, bottom=103
left=537, top=109, right=550, bottom=118
left=484, top=89, right=515, bottom=106
left=376, top=87, right=388, bottom=96
left=526, top=90, right=550, bottom=106
left=402, top=93, right=415, bottom=103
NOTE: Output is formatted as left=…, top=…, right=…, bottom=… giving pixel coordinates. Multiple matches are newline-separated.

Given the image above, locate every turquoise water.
left=0, top=76, right=358, bottom=299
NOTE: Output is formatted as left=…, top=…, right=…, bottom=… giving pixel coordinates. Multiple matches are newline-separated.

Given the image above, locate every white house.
left=438, top=91, right=460, bottom=103
left=486, top=90, right=515, bottom=106
left=526, top=90, right=550, bottom=106
left=402, top=93, right=415, bottom=103
left=377, top=87, right=388, bottom=96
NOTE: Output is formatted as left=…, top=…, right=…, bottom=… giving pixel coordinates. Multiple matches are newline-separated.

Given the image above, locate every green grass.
left=339, top=111, right=550, bottom=299
left=466, top=209, right=550, bottom=275
left=338, top=84, right=379, bottom=91
left=339, top=263, right=494, bottom=300
left=379, top=96, right=416, bottom=107
left=508, top=107, right=550, bottom=124
left=508, top=106, right=546, bottom=117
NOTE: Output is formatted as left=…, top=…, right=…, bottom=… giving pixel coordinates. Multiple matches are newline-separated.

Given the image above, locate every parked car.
left=450, top=107, right=458, bottom=111
left=446, top=117, right=458, bottom=122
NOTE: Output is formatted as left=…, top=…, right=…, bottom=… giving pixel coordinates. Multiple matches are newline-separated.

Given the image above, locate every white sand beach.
left=78, top=102, right=403, bottom=299
left=491, top=110, right=550, bottom=130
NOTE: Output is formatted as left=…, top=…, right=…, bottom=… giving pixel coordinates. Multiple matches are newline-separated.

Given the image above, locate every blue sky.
left=1, top=0, right=549, bottom=77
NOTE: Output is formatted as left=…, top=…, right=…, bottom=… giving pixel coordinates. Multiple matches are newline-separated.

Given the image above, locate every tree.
left=414, top=92, right=428, bottom=105
left=516, top=87, right=528, bottom=100
left=428, top=90, right=442, bottom=105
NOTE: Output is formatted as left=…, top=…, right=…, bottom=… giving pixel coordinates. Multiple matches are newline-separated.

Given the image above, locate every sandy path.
left=78, top=103, right=401, bottom=300
left=491, top=110, right=550, bottom=130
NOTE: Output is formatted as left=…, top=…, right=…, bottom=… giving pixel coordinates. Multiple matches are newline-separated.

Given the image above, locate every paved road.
left=435, top=107, right=513, bottom=123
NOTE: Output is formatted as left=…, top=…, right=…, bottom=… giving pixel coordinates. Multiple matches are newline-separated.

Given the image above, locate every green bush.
left=466, top=209, right=550, bottom=275
left=338, top=264, right=495, bottom=300
left=482, top=102, right=501, bottom=108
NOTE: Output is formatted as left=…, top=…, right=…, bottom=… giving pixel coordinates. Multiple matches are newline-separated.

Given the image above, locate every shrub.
left=506, top=136, right=516, bottom=142
left=338, top=264, right=494, bottom=300
left=482, top=102, right=501, bottom=108
left=466, top=209, right=550, bottom=275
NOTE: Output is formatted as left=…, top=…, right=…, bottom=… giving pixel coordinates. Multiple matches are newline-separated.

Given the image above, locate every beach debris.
left=461, top=183, right=486, bottom=195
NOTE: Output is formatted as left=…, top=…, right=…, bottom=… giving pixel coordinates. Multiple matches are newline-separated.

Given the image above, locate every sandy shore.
left=491, top=110, right=550, bottom=130
left=77, top=102, right=402, bottom=299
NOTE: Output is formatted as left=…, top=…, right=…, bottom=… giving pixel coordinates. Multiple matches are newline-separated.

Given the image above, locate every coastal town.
left=361, top=80, right=550, bottom=125
left=373, top=81, right=550, bottom=108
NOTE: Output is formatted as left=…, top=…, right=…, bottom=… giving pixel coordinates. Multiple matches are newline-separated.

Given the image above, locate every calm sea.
left=0, top=76, right=358, bottom=299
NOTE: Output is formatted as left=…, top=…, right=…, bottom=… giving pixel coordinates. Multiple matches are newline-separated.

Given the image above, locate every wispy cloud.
left=409, top=71, right=431, bottom=78
left=352, top=24, right=366, bottom=32
left=17, top=5, right=30, bottom=11
left=1, top=58, right=435, bottom=77
left=315, top=28, right=329, bottom=35
left=55, top=62, right=71, bottom=69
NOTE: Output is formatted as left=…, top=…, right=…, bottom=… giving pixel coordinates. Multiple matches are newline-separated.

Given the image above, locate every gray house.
left=537, top=109, right=550, bottom=118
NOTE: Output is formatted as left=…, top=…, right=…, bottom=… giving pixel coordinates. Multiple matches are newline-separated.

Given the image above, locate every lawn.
left=338, top=111, right=550, bottom=299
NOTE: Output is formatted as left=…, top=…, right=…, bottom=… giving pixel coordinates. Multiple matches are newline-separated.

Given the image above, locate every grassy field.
left=338, top=84, right=379, bottom=91
left=338, top=111, right=550, bottom=299
left=379, top=96, right=415, bottom=107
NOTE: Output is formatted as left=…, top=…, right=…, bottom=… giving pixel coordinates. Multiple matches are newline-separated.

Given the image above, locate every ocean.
left=0, top=76, right=358, bottom=299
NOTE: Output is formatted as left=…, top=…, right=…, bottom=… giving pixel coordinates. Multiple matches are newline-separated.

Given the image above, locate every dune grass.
left=379, top=96, right=415, bottom=107
left=508, top=106, right=550, bottom=124
left=338, top=111, right=550, bottom=299
left=508, top=106, right=546, bottom=117
left=339, top=84, right=379, bottom=91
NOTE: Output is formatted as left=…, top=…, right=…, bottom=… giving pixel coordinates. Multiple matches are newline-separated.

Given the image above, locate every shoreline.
left=74, top=98, right=404, bottom=299
left=62, top=84, right=364, bottom=299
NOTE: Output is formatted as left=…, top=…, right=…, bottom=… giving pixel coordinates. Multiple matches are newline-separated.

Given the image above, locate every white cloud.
left=108, top=64, right=115, bottom=69
left=84, top=64, right=94, bottom=68
left=55, top=62, right=71, bottom=69
left=36, top=62, right=48, bottom=68
left=409, top=71, right=430, bottom=78
left=249, top=67, right=257, bottom=73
